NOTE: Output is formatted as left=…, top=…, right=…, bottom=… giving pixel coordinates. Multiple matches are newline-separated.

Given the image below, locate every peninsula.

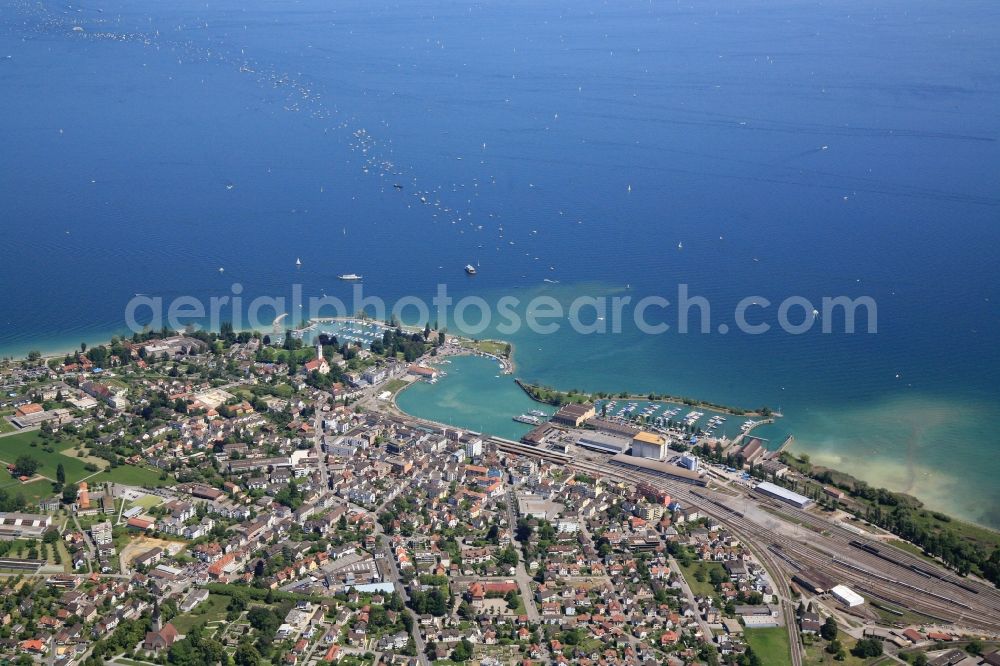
left=1, top=325, right=997, bottom=666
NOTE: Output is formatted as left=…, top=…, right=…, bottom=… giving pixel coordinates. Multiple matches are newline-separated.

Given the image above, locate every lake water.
left=1, top=0, right=998, bottom=526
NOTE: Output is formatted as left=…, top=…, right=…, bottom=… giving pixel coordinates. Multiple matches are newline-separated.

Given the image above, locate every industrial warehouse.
left=0, top=512, right=53, bottom=539
left=608, top=453, right=708, bottom=486
left=752, top=481, right=812, bottom=509
left=575, top=431, right=630, bottom=454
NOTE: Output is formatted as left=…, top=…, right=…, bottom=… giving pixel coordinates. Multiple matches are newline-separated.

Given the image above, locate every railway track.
left=749, top=496, right=1000, bottom=606
left=600, top=464, right=1000, bottom=630
left=492, top=441, right=1000, bottom=634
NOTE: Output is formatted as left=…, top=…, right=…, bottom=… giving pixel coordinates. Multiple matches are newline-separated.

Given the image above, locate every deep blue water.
left=1, top=0, right=998, bottom=525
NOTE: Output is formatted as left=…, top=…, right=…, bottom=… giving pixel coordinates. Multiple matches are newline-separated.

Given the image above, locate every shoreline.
left=389, top=361, right=1000, bottom=543
left=392, top=352, right=1000, bottom=538
left=513, top=378, right=775, bottom=419
left=297, top=316, right=516, bottom=374
left=8, top=324, right=999, bottom=535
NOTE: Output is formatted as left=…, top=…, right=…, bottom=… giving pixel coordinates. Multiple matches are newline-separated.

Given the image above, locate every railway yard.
left=491, top=437, right=1000, bottom=664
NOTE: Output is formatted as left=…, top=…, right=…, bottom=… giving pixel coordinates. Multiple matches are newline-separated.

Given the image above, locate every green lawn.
left=130, top=494, right=164, bottom=510
left=802, top=635, right=874, bottom=666
left=744, top=627, right=793, bottom=666
left=0, top=418, right=14, bottom=434
left=465, top=339, right=509, bottom=356
left=383, top=379, right=408, bottom=394
left=96, top=464, right=170, bottom=487
left=171, top=593, right=231, bottom=634
left=679, top=560, right=726, bottom=599
left=0, top=478, right=54, bottom=506
left=0, top=430, right=92, bottom=482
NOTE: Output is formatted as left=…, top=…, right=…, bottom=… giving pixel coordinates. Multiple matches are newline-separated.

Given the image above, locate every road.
left=304, top=403, right=428, bottom=666
left=312, top=395, right=330, bottom=491
left=489, top=442, right=1000, bottom=664
left=668, top=555, right=714, bottom=641
left=72, top=513, right=96, bottom=573
left=503, top=490, right=540, bottom=621
left=372, top=521, right=430, bottom=665
left=499, top=445, right=1000, bottom=634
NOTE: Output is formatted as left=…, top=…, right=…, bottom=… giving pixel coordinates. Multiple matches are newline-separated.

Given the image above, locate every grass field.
left=95, top=464, right=168, bottom=487
left=460, top=339, right=510, bottom=357
left=62, top=447, right=107, bottom=468
left=0, top=477, right=53, bottom=505
left=0, top=430, right=91, bottom=483
left=130, top=494, right=164, bottom=510
left=679, top=560, right=726, bottom=599
left=803, top=635, right=874, bottom=666
left=744, top=627, right=793, bottom=666
left=383, top=378, right=408, bottom=394
left=171, top=593, right=230, bottom=634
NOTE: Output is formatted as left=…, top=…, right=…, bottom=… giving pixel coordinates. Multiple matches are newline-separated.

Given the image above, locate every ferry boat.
left=513, top=414, right=542, bottom=425
left=528, top=409, right=548, bottom=418
left=338, top=273, right=362, bottom=281
left=465, top=264, right=477, bottom=275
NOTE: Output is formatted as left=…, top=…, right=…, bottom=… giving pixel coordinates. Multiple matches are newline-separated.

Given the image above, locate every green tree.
left=13, top=456, right=40, bottom=477
left=247, top=607, right=280, bottom=636
left=451, top=639, right=473, bottom=662
left=495, top=546, right=518, bottom=568
left=851, top=638, right=883, bottom=658
left=56, top=463, right=66, bottom=486
left=234, top=643, right=262, bottom=666
left=820, top=616, right=838, bottom=641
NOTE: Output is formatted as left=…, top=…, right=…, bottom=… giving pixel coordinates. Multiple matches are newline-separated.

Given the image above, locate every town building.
left=630, top=431, right=666, bottom=460
left=551, top=403, right=595, bottom=427
left=679, top=453, right=699, bottom=471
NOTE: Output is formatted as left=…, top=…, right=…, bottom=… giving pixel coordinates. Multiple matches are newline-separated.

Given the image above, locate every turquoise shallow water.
left=396, top=353, right=753, bottom=440
left=1, top=0, right=999, bottom=527
left=395, top=355, right=540, bottom=441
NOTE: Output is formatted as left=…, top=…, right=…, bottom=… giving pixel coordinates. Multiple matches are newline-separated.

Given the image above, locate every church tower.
left=151, top=599, right=162, bottom=632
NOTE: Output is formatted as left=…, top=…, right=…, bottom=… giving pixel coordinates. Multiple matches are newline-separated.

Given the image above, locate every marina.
left=301, top=318, right=388, bottom=348
left=593, top=398, right=745, bottom=440
left=0, top=0, right=997, bottom=528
